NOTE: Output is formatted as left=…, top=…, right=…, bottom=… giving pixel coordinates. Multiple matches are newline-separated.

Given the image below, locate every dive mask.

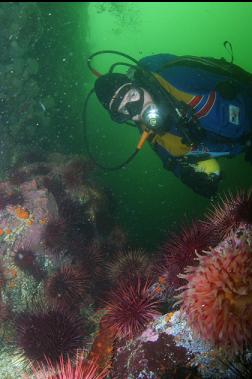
left=109, top=85, right=145, bottom=123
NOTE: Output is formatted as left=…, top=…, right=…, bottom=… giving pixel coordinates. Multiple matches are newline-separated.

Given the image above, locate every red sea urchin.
left=45, top=265, right=89, bottom=308
left=15, top=307, right=85, bottom=366
left=43, top=219, right=67, bottom=253
left=106, top=249, right=151, bottom=284
left=177, top=237, right=252, bottom=354
left=204, top=188, right=252, bottom=240
left=27, top=355, right=108, bottom=379
left=78, top=240, right=104, bottom=280
left=157, top=222, right=215, bottom=293
left=103, top=276, right=161, bottom=339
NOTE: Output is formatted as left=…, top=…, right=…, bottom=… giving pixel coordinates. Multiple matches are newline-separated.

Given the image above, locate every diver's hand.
left=179, top=163, right=221, bottom=198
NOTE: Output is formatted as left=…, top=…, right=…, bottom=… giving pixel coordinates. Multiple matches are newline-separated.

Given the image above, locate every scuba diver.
left=90, top=50, right=252, bottom=198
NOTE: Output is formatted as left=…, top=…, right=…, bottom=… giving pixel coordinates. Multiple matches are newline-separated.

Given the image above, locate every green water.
left=37, top=2, right=252, bottom=250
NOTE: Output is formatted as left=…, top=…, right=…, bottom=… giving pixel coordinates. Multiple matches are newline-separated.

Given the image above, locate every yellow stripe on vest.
left=152, top=133, right=192, bottom=157
left=150, top=74, right=195, bottom=157
left=154, top=74, right=194, bottom=103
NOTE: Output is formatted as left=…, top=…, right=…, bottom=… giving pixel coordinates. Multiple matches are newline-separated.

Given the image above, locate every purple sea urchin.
left=15, top=307, right=85, bottom=366
left=45, top=265, right=88, bottom=308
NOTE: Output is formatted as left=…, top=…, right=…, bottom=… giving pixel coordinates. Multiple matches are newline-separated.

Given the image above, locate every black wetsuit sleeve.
left=162, top=156, right=221, bottom=198
left=177, top=162, right=221, bottom=198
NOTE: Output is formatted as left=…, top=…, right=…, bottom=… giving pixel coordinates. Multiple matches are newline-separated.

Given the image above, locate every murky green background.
left=37, top=2, right=252, bottom=249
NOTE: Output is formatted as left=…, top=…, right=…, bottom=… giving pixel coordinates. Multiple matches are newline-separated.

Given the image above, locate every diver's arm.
left=163, top=156, right=221, bottom=198
left=176, top=161, right=221, bottom=198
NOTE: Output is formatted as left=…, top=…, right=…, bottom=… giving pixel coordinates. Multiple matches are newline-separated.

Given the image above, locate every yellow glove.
left=192, top=158, right=220, bottom=176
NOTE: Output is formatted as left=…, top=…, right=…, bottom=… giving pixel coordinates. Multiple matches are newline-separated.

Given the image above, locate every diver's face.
left=109, top=84, right=154, bottom=122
